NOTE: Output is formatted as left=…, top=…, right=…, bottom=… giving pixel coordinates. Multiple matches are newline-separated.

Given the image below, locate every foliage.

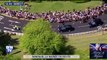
left=19, top=19, right=66, bottom=55
left=0, top=31, right=11, bottom=55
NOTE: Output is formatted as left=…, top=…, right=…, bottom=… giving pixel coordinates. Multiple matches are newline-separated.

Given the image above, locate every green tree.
left=19, top=19, right=65, bottom=55
left=0, top=31, right=11, bottom=55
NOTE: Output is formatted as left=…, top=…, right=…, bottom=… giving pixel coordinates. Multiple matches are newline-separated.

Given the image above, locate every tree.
left=0, top=31, right=11, bottom=55
left=19, top=19, right=66, bottom=55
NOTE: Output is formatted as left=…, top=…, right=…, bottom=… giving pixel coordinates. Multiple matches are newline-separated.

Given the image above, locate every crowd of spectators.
left=0, top=3, right=107, bottom=23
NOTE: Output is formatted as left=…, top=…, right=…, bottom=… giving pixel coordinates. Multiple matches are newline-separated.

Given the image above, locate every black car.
left=94, top=18, right=104, bottom=25
left=88, top=18, right=104, bottom=28
left=58, top=25, right=75, bottom=32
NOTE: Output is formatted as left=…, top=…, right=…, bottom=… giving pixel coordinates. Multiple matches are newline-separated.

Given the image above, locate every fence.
left=63, top=27, right=107, bottom=36
left=1, top=27, right=107, bottom=36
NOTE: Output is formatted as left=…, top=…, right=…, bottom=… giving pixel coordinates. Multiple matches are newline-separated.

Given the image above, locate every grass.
left=7, top=32, right=107, bottom=60
left=0, top=1, right=106, bottom=60
left=66, top=32, right=107, bottom=60
left=0, top=1, right=102, bottom=13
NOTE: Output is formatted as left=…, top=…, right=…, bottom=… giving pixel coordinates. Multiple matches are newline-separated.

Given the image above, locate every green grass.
left=66, top=32, right=107, bottom=60
left=0, top=1, right=102, bottom=13
left=0, top=1, right=106, bottom=60
left=8, top=32, right=107, bottom=60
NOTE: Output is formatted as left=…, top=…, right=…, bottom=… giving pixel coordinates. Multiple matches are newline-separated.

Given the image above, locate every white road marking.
left=4, top=27, right=15, bottom=31
left=9, top=24, right=14, bottom=26
left=0, top=22, right=4, bottom=24
left=0, top=16, right=4, bottom=21
left=78, top=25, right=89, bottom=28
left=9, top=20, right=20, bottom=24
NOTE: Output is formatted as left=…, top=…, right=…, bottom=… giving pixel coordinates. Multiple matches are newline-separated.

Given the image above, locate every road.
left=51, top=14, right=107, bottom=34
left=0, top=15, right=28, bottom=33
left=0, top=14, right=107, bottom=34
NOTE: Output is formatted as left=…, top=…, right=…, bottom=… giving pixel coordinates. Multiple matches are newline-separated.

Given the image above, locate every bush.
left=19, top=19, right=66, bottom=55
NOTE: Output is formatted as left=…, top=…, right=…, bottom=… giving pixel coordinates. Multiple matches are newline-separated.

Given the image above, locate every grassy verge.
left=67, top=32, right=107, bottom=60
left=0, top=1, right=106, bottom=60
left=0, top=1, right=102, bottom=13
left=6, top=32, right=107, bottom=60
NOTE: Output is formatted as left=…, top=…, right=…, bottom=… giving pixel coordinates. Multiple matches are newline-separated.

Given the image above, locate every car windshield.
left=61, top=27, right=66, bottom=29
left=64, top=25, right=71, bottom=28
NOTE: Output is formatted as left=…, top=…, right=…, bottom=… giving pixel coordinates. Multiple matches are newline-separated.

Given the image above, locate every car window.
left=61, top=27, right=66, bottom=29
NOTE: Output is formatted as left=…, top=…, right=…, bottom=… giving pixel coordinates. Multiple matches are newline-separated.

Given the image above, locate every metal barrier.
left=1, top=27, right=107, bottom=36
left=0, top=29, right=104, bottom=36
left=64, top=30, right=99, bottom=36
left=63, top=27, right=107, bottom=36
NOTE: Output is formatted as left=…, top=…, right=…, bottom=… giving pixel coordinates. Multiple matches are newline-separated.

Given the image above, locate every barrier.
left=0, top=29, right=104, bottom=36
left=63, top=27, right=107, bottom=36
left=1, top=27, right=107, bottom=36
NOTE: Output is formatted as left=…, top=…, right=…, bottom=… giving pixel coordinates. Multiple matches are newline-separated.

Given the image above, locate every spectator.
left=0, top=3, right=107, bottom=23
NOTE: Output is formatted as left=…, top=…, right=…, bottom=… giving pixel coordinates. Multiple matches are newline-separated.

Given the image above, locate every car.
left=94, top=18, right=104, bottom=26
left=88, top=18, right=104, bottom=28
left=58, top=25, right=75, bottom=32
left=88, top=20, right=97, bottom=28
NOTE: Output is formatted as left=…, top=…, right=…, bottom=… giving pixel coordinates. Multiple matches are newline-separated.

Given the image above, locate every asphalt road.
left=51, top=14, right=107, bottom=34
left=0, top=14, right=107, bottom=34
left=0, top=15, right=28, bottom=33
